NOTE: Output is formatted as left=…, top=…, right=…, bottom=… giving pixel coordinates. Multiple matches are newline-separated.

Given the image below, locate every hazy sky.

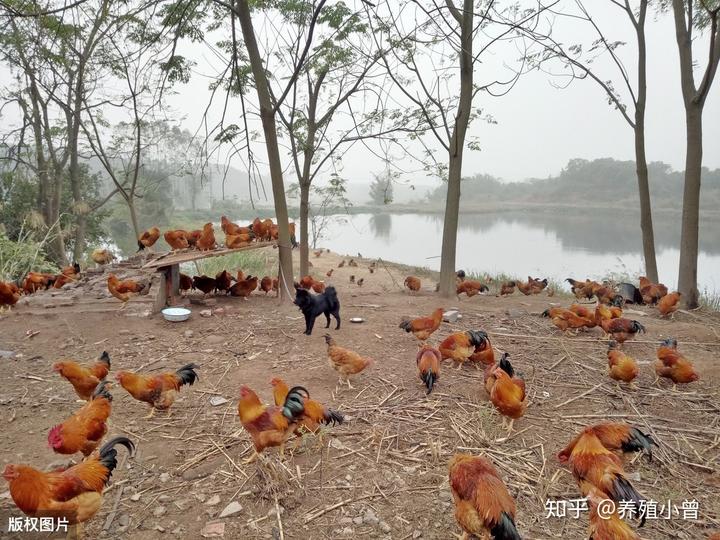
left=165, top=1, right=719, bottom=187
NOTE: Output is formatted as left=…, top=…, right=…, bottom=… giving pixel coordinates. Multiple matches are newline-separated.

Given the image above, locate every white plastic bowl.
left=162, top=307, right=191, bottom=322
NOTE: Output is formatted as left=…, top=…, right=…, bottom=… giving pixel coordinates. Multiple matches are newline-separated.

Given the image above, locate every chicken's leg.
left=243, top=450, right=259, bottom=464
left=345, top=378, right=354, bottom=390
left=143, top=407, right=156, bottom=420
left=66, top=522, right=82, bottom=540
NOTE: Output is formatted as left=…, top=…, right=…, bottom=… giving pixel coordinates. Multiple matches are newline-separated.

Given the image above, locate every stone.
left=505, top=308, right=525, bottom=318
left=442, top=310, right=460, bottom=323
left=0, top=350, right=16, bottom=359
left=213, top=308, right=225, bottom=315
left=130, top=492, right=141, bottom=502
left=379, top=522, right=391, bottom=533
left=183, top=330, right=194, bottom=338
left=205, top=495, right=221, bottom=506
left=199, top=309, right=212, bottom=318
left=182, top=458, right=222, bottom=481
left=363, top=509, right=379, bottom=525
left=353, top=517, right=363, bottom=525
left=200, top=521, right=225, bottom=537
left=205, top=335, right=224, bottom=344
left=159, top=472, right=171, bottom=483
left=153, top=506, right=167, bottom=517
left=159, top=495, right=171, bottom=503
left=339, top=517, right=353, bottom=525
left=210, top=396, right=229, bottom=407
left=341, top=527, right=353, bottom=535
left=413, top=531, right=422, bottom=539
left=218, top=501, right=243, bottom=518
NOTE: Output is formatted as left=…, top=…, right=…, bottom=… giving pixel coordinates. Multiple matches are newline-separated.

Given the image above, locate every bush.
left=0, top=229, right=59, bottom=281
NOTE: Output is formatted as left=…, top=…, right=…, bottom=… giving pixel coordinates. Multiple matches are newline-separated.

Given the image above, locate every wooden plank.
left=141, top=241, right=276, bottom=270
left=154, top=271, right=167, bottom=313
left=170, top=264, right=180, bottom=299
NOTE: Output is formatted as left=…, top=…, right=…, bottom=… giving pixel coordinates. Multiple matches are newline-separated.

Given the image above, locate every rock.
left=379, top=522, right=391, bottom=533
left=183, top=330, right=194, bottom=338
left=205, top=335, right=224, bottom=344
left=339, top=517, right=353, bottom=525
left=205, top=495, right=221, bottom=506
left=159, top=495, right=171, bottom=503
left=413, top=531, right=422, bottom=539
left=218, top=501, right=243, bottom=518
left=172, top=526, right=184, bottom=534
left=0, top=350, right=16, bottom=359
left=182, top=458, right=222, bottom=481
left=210, top=396, right=229, bottom=407
left=115, top=513, right=130, bottom=533
left=267, top=505, right=285, bottom=517
left=200, top=521, right=225, bottom=537
left=155, top=525, right=166, bottom=533
left=363, top=509, right=379, bottom=525
left=505, top=308, right=525, bottom=318
left=119, top=329, right=131, bottom=335
left=199, top=309, right=212, bottom=318
left=153, top=506, right=167, bottom=517
left=353, top=517, right=363, bottom=525
left=213, top=308, right=225, bottom=315
left=159, top=472, right=171, bottom=483
left=442, top=310, right=460, bottom=323
left=130, top=492, right=141, bottom=502
left=341, top=527, right=354, bottom=535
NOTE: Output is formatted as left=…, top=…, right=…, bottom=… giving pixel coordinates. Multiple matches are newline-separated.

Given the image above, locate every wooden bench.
left=141, top=241, right=277, bottom=311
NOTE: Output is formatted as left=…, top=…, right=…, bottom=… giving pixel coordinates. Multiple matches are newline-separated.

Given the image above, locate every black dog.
left=294, top=285, right=341, bottom=335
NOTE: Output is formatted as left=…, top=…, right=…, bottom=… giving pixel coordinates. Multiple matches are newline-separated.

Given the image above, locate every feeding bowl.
left=162, top=307, right=191, bottom=322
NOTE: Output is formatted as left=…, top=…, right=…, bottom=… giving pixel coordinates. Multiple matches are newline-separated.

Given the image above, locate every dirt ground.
left=1, top=249, right=719, bottom=539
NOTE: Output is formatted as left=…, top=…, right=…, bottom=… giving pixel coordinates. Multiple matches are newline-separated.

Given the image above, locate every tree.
left=528, top=0, right=659, bottom=282
left=668, top=0, right=720, bottom=308
left=372, top=1, right=548, bottom=297
left=368, top=170, right=394, bottom=205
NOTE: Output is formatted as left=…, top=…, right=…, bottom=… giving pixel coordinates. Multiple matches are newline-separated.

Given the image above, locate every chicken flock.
left=1, top=225, right=712, bottom=540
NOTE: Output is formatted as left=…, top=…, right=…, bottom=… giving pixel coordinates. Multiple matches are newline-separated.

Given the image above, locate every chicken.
left=3, top=437, right=134, bottom=527
left=557, top=422, right=655, bottom=463
left=516, top=280, right=534, bottom=296
left=639, top=276, right=668, bottom=305
left=237, top=384, right=308, bottom=462
left=607, top=341, right=638, bottom=386
left=23, top=271, right=56, bottom=293
left=399, top=308, right=444, bottom=341
left=312, top=280, right=326, bottom=293
left=489, top=361, right=527, bottom=433
left=658, top=291, right=681, bottom=317
left=163, top=230, right=189, bottom=250
left=215, top=270, right=234, bottom=294
left=272, top=277, right=279, bottom=294
left=499, top=281, right=516, bottom=296
left=324, top=334, right=373, bottom=389
left=221, top=215, right=248, bottom=235
left=53, top=351, right=112, bottom=401
left=179, top=273, right=193, bottom=294
left=439, top=330, right=491, bottom=368
left=252, top=217, right=273, bottom=241
left=90, top=248, right=115, bottom=266
left=601, top=317, right=646, bottom=344
left=314, top=250, right=323, bottom=258
left=357, top=278, right=364, bottom=287
left=484, top=352, right=512, bottom=394
left=115, top=363, right=199, bottom=418
left=229, top=275, right=258, bottom=299
left=137, top=226, right=161, bottom=251
left=448, top=454, right=521, bottom=540
left=0, top=280, right=21, bottom=307
left=192, top=275, right=216, bottom=295
left=54, top=263, right=81, bottom=289
left=542, top=307, right=594, bottom=332
left=583, top=481, right=641, bottom=540
left=566, top=278, right=598, bottom=300
left=338, top=260, right=346, bottom=268
left=196, top=223, right=217, bottom=251
left=299, top=275, right=315, bottom=290
left=326, top=269, right=334, bottom=278
left=457, top=280, right=489, bottom=297
left=528, top=277, right=548, bottom=294
left=48, top=381, right=112, bottom=457
left=186, top=229, right=202, bottom=248
left=225, top=232, right=254, bottom=248
left=594, top=303, right=623, bottom=325
left=348, top=258, right=358, bottom=267
left=594, top=285, right=620, bottom=305
left=565, top=429, right=645, bottom=520
left=416, top=344, right=441, bottom=394
left=270, top=378, right=344, bottom=443
left=568, top=303, right=595, bottom=320
left=655, top=338, right=699, bottom=388
left=107, top=274, right=146, bottom=306
left=258, top=276, right=273, bottom=295
left=349, top=275, right=355, bottom=284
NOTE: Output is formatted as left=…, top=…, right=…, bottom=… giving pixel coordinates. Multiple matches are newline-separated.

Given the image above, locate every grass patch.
left=0, top=229, right=59, bottom=281
left=700, top=289, right=720, bottom=312
left=181, top=248, right=278, bottom=278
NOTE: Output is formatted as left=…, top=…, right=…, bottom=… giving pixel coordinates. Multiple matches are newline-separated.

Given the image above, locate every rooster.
left=558, top=423, right=655, bottom=464
left=48, top=381, right=112, bottom=457
left=53, top=351, right=112, bottom=401
left=399, top=308, right=444, bottom=341
left=489, top=357, right=527, bottom=434
left=583, top=481, right=641, bottom=540
left=439, top=330, right=492, bottom=368
left=655, top=338, right=699, bottom=389
left=115, top=363, right=199, bottom=418
left=4, top=437, right=134, bottom=531
left=448, top=454, right=521, bottom=540
left=137, top=227, right=161, bottom=251
left=416, top=344, right=441, bottom=394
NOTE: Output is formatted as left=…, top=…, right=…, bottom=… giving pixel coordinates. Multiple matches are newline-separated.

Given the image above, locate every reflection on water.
left=318, top=212, right=720, bottom=294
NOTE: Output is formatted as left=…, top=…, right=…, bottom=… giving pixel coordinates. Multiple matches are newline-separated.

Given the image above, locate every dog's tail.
left=324, top=286, right=338, bottom=303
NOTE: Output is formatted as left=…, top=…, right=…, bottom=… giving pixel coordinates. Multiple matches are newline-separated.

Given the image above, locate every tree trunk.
left=438, top=0, right=473, bottom=298
left=128, top=199, right=141, bottom=241
left=236, top=0, right=294, bottom=300
left=633, top=122, right=658, bottom=283
left=299, top=182, right=310, bottom=277
left=677, top=104, right=703, bottom=308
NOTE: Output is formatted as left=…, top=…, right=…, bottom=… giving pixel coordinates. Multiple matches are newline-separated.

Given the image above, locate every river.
left=314, top=211, right=720, bottom=295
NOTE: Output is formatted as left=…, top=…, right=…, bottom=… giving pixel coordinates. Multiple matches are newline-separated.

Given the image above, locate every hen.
left=48, top=381, right=112, bottom=457
left=416, top=344, right=441, bottom=394
left=324, top=334, right=373, bottom=389
left=3, top=437, right=134, bottom=529
left=53, top=351, right=112, bottom=400
left=258, top=276, right=273, bottom=295
left=439, top=330, right=491, bottom=368
left=90, top=248, right=116, bottom=266
left=404, top=276, right=421, bottom=293
left=192, top=275, right=216, bottom=295
left=639, top=276, right=668, bottom=305
left=489, top=357, right=527, bottom=433
left=196, top=223, right=217, bottom=251
left=448, top=454, right=522, bottom=540
left=499, top=281, right=516, bottom=296
left=457, top=280, right=489, bottom=297
left=658, top=291, right=681, bottom=317
left=655, top=338, right=699, bottom=389
left=225, top=232, right=254, bottom=248
left=163, top=230, right=189, bottom=250
left=115, top=363, right=199, bottom=418
left=215, top=270, right=234, bottom=294
left=229, top=275, right=258, bottom=299
left=399, top=307, right=444, bottom=341
left=107, top=274, right=146, bottom=307
left=0, top=280, right=21, bottom=307
left=607, top=340, right=638, bottom=387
